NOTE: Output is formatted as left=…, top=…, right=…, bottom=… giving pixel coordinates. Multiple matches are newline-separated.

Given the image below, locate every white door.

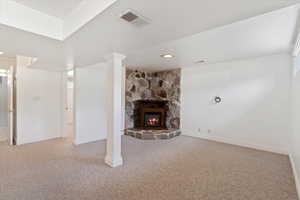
left=66, top=85, right=74, bottom=137
left=63, top=70, right=74, bottom=139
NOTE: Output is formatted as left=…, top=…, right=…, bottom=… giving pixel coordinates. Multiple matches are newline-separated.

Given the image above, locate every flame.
left=148, top=118, right=159, bottom=126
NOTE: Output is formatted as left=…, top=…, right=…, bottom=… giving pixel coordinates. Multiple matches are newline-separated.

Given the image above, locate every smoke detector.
left=120, top=9, right=150, bottom=27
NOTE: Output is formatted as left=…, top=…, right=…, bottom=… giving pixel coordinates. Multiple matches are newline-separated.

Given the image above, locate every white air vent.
left=120, top=9, right=150, bottom=27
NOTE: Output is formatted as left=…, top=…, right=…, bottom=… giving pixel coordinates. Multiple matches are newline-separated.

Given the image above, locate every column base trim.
left=289, top=154, right=300, bottom=199
left=105, top=155, right=123, bottom=168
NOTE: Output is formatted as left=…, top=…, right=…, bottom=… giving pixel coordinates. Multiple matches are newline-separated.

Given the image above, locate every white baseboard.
left=17, top=135, right=61, bottom=145
left=74, top=136, right=105, bottom=145
left=183, top=132, right=288, bottom=155
left=289, top=154, right=300, bottom=199
left=0, top=135, right=8, bottom=142
left=105, top=154, right=123, bottom=168
left=0, top=127, right=8, bottom=142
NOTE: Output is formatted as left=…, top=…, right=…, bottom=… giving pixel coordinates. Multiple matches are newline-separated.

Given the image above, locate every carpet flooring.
left=0, top=136, right=298, bottom=200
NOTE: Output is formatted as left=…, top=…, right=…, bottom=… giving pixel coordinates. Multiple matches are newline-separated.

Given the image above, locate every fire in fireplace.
left=134, top=100, right=167, bottom=130
left=143, top=109, right=164, bottom=128
left=145, top=113, right=161, bottom=127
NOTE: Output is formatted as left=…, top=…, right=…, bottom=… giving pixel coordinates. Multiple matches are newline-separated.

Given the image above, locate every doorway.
left=63, top=70, right=74, bottom=142
left=0, top=69, right=9, bottom=143
left=0, top=65, right=16, bottom=146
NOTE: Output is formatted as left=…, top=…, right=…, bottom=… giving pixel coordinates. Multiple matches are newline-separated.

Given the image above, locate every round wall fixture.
left=214, top=96, right=222, bottom=104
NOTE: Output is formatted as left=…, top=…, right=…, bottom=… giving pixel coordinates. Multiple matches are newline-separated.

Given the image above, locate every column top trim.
left=104, top=53, right=126, bottom=62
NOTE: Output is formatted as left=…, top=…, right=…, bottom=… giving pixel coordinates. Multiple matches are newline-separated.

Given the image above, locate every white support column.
left=105, top=53, right=126, bottom=168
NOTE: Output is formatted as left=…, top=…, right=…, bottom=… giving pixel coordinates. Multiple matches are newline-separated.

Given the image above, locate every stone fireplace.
left=125, top=68, right=181, bottom=140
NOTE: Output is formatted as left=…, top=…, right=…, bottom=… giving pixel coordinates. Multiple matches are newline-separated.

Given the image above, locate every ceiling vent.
left=120, top=9, right=150, bottom=27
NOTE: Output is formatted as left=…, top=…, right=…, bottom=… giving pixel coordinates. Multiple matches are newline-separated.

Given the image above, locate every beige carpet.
left=0, top=136, right=298, bottom=200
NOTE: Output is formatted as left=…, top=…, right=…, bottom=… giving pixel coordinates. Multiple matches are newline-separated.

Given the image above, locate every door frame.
left=7, top=65, right=17, bottom=145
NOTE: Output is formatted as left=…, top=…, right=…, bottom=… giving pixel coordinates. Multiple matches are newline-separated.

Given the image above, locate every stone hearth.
left=125, top=129, right=181, bottom=140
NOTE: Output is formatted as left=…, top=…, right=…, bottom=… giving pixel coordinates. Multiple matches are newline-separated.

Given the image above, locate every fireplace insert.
left=134, top=100, right=167, bottom=130
left=142, top=108, right=165, bottom=128
left=144, top=112, right=161, bottom=127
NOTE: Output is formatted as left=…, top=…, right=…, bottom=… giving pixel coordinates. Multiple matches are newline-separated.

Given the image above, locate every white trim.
left=17, top=136, right=60, bottom=146
left=289, top=154, right=300, bottom=199
left=72, top=68, right=77, bottom=145
left=74, top=137, right=104, bottom=145
left=0, top=127, right=9, bottom=142
left=293, top=33, right=300, bottom=57
left=104, top=53, right=127, bottom=62
left=105, top=154, right=123, bottom=168
left=0, top=136, right=7, bottom=142
left=183, top=132, right=289, bottom=155
left=105, top=53, right=125, bottom=168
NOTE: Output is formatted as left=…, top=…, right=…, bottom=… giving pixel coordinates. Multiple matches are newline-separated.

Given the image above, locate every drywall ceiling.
left=0, top=0, right=298, bottom=70
left=11, top=0, right=84, bottom=19
left=125, top=5, right=299, bottom=70
left=64, top=0, right=299, bottom=68
left=1, top=0, right=117, bottom=40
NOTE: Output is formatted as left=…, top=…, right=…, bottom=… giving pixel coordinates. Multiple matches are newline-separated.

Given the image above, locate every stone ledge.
left=125, top=128, right=181, bottom=140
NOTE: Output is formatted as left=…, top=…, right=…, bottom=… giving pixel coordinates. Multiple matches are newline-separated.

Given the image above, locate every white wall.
left=291, top=55, right=300, bottom=194
left=74, top=62, right=110, bottom=145
left=16, top=56, right=63, bottom=145
left=182, top=53, right=292, bottom=154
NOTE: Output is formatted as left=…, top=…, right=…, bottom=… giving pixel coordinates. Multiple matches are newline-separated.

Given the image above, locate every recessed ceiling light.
left=160, top=54, right=174, bottom=59
left=0, top=52, right=4, bottom=55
